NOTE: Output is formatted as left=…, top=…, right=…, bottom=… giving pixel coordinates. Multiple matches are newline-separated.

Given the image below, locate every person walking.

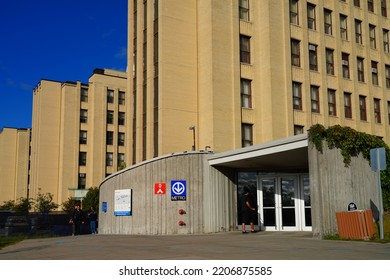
left=241, top=186, right=256, bottom=233
left=69, top=204, right=84, bottom=236
left=88, top=206, right=98, bottom=234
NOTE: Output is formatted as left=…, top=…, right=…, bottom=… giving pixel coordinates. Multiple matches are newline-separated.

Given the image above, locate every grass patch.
left=0, top=233, right=60, bottom=250
left=0, top=236, right=27, bottom=249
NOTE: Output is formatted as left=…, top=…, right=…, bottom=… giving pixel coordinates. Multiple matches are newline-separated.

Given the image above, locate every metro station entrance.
left=238, top=173, right=311, bottom=232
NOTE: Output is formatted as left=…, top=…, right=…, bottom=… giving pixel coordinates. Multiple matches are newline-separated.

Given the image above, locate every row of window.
left=80, top=88, right=125, bottom=104
left=303, top=6, right=390, bottom=51
left=78, top=152, right=125, bottom=167
left=243, top=1, right=389, bottom=24
left=80, top=131, right=125, bottom=146
left=239, top=1, right=389, bottom=23
left=241, top=52, right=390, bottom=109
left=293, top=41, right=390, bottom=86
left=293, top=82, right=386, bottom=124
left=290, top=0, right=388, bottom=28
left=80, top=109, right=126, bottom=125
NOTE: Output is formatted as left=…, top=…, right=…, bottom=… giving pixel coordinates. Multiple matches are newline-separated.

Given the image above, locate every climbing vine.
left=308, top=124, right=390, bottom=210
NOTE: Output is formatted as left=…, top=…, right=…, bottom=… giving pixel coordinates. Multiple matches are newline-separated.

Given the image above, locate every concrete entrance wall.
left=309, top=142, right=378, bottom=238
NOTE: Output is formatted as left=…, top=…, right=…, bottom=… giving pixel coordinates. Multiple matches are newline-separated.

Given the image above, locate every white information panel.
left=114, top=189, right=132, bottom=216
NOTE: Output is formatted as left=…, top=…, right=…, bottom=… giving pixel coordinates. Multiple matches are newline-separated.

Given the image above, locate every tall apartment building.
left=0, top=128, right=31, bottom=202
left=29, top=69, right=127, bottom=204
left=128, top=0, right=390, bottom=164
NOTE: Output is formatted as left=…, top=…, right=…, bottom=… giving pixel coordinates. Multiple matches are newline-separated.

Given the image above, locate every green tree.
left=34, top=192, right=59, bottom=213
left=0, top=200, right=15, bottom=211
left=82, top=187, right=100, bottom=212
left=61, top=197, right=77, bottom=213
left=12, top=197, right=33, bottom=212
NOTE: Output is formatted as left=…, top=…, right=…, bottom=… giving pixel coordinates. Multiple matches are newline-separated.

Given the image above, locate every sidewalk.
left=0, top=231, right=389, bottom=260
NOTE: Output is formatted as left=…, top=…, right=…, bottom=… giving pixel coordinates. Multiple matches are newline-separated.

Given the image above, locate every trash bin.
left=336, top=209, right=375, bottom=240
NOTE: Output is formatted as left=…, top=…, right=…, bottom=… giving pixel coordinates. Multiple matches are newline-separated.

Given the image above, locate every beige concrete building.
left=128, top=0, right=390, bottom=164
left=0, top=127, right=31, bottom=202
left=29, top=69, right=127, bottom=205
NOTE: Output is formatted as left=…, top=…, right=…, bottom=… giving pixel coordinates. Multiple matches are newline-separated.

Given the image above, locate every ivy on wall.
left=308, top=124, right=390, bottom=210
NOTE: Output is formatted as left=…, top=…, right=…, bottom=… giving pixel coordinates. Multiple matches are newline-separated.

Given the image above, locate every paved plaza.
left=0, top=231, right=389, bottom=260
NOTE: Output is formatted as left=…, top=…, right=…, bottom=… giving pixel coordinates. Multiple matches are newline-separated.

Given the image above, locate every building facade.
left=29, top=69, right=127, bottom=205
left=128, top=0, right=390, bottom=164
left=0, top=128, right=31, bottom=202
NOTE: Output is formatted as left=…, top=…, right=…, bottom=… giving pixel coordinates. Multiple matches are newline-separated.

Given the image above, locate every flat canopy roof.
left=207, top=134, right=309, bottom=172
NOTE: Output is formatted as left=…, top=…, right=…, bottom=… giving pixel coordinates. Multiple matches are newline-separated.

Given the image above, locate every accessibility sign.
left=171, top=180, right=187, bottom=201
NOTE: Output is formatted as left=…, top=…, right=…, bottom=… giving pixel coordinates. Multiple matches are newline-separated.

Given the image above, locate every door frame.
left=257, top=174, right=311, bottom=231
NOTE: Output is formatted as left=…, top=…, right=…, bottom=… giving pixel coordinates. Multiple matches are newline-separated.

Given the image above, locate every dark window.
left=342, top=53, right=350, bottom=79
left=382, top=0, right=388, bottom=17
left=293, top=82, right=302, bottom=110
left=324, top=9, right=332, bottom=35
left=107, top=89, right=114, bottom=103
left=368, top=0, right=374, bottom=13
left=340, top=14, right=348, bottom=40
left=357, top=57, right=365, bottom=82
left=119, top=91, right=125, bottom=105
left=106, top=131, right=114, bottom=145
left=354, top=0, right=361, bottom=7
left=309, top=44, right=318, bottom=71
left=307, top=3, right=316, bottom=30
left=242, top=123, right=253, bottom=147
left=79, top=152, right=87, bottom=166
left=118, top=132, right=125, bottom=146
left=118, top=112, right=125, bottom=125
left=239, top=0, right=250, bottom=21
left=328, top=89, right=337, bottom=116
left=79, top=130, right=87, bottom=144
left=106, top=153, right=113, bottom=166
left=374, top=98, right=381, bottom=123
left=385, top=65, right=390, bottom=88
left=372, top=61, right=379, bottom=85
left=294, top=125, right=304, bottom=135
left=370, top=24, right=376, bottom=49
left=80, top=109, right=88, bottom=123
left=326, top=48, right=334, bottom=75
left=80, top=88, right=88, bottom=102
left=240, top=35, right=251, bottom=64
left=107, top=110, right=114, bottom=124
left=355, top=20, right=362, bottom=44
left=290, top=0, right=299, bottom=25
left=310, top=86, right=320, bottom=113
left=291, top=39, right=301, bottom=67
left=241, top=79, right=252, bottom=108
left=78, top=173, right=86, bottom=189
left=344, top=92, right=352, bottom=118
left=359, top=95, right=367, bottom=121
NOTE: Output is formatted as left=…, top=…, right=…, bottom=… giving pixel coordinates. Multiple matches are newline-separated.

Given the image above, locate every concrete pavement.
left=0, top=231, right=389, bottom=260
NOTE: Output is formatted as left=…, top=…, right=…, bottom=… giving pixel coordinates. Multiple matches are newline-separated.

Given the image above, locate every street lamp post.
left=189, top=125, right=196, bottom=151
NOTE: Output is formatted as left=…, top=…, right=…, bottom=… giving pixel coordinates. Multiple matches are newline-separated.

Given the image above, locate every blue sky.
left=0, top=0, right=128, bottom=130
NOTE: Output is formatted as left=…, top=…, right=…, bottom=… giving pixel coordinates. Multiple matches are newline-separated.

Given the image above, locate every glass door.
left=238, top=172, right=311, bottom=232
left=258, top=176, right=300, bottom=231
left=279, top=177, right=298, bottom=230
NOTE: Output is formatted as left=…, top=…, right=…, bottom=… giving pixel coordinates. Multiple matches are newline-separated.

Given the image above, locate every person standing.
left=241, top=187, right=256, bottom=233
left=88, top=206, right=98, bottom=234
left=69, top=204, right=84, bottom=236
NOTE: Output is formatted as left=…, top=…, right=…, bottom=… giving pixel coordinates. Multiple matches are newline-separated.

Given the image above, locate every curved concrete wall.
left=98, top=152, right=237, bottom=235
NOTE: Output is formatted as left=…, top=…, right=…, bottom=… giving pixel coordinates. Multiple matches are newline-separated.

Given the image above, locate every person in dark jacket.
left=241, top=187, right=256, bottom=233
left=88, top=206, right=98, bottom=234
left=69, top=204, right=84, bottom=236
